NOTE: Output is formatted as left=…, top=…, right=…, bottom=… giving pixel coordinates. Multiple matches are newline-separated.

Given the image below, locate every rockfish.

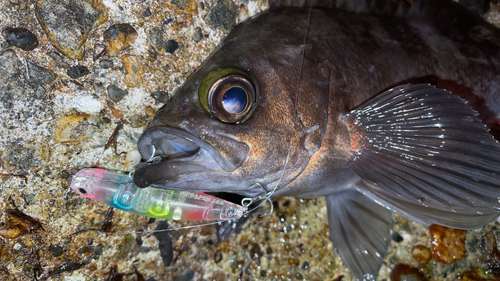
left=132, top=0, right=500, bottom=279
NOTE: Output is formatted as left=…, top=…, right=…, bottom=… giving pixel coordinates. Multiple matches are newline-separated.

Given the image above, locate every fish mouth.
left=132, top=126, right=245, bottom=188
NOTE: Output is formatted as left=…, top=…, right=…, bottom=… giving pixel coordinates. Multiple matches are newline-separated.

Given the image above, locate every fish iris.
left=222, top=87, right=247, bottom=113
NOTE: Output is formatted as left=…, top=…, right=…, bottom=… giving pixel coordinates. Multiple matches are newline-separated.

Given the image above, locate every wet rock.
left=35, top=0, right=108, bottom=59
left=27, top=61, right=56, bottom=85
left=154, top=221, right=173, bottom=266
left=390, top=264, right=427, bottom=281
left=53, top=114, right=96, bottom=143
left=148, top=27, right=166, bottom=53
left=174, top=270, right=195, bottom=281
left=121, top=55, right=143, bottom=87
left=67, top=65, right=90, bottom=79
left=429, top=224, right=467, bottom=264
left=206, top=0, right=236, bottom=30
left=103, top=23, right=137, bottom=56
left=150, top=91, right=169, bottom=103
left=49, top=245, right=63, bottom=257
left=2, top=27, right=38, bottom=51
left=143, top=7, right=152, bottom=17
left=411, top=245, right=431, bottom=263
left=0, top=142, right=50, bottom=171
left=172, top=0, right=189, bottom=10
left=94, top=82, right=105, bottom=93
left=129, top=114, right=146, bottom=128
left=107, top=84, right=128, bottom=102
left=167, top=0, right=197, bottom=16
left=0, top=50, right=25, bottom=107
left=165, top=39, right=178, bottom=54
left=93, top=43, right=106, bottom=61
left=99, top=59, right=113, bottom=69
left=49, top=51, right=70, bottom=68
left=193, top=27, right=202, bottom=42
left=392, top=231, right=403, bottom=243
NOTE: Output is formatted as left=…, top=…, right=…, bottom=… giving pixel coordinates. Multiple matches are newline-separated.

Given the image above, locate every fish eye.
left=78, top=188, right=87, bottom=194
left=199, top=68, right=258, bottom=123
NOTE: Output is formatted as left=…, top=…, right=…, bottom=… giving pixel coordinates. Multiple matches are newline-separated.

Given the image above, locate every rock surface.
left=35, top=0, right=108, bottom=59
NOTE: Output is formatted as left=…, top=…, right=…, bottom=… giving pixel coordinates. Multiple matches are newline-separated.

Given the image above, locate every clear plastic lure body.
left=70, top=168, right=244, bottom=221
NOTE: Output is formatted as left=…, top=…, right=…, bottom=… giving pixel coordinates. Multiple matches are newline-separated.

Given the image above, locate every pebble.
left=150, top=91, right=169, bottom=103
left=27, top=61, right=56, bottom=85
left=35, top=0, right=108, bottom=59
left=143, top=7, right=152, bottom=17
left=129, top=114, right=146, bottom=128
left=49, top=245, right=63, bottom=257
left=411, top=245, right=431, bottom=263
left=165, top=39, right=179, bottom=53
left=206, top=0, right=237, bottom=30
left=121, top=55, right=144, bottom=87
left=148, top=27, right=166, bottom=53
left=390, top=264, right=428, bottom=281
left=2, top=27, right=38, bottom=51
left=173, top=270, right=195, bottom=281
left=48, top=51, right=69, bottom=68
left=53, top=114, right=96, bottom=143
left=67, top=65, right=90, bottom=79
left=0, top=50, right=24, bottom=107
left=107, top=84, right=128, bottom=102
left=93, top=43, right=106, bottom=61
left=99, top=59, right=113, bottom=69
left=103, top=23, right=137, bottom=56
left=429, top=224, right=467, bottom=264
left=193, top=27, right=202, bottom=42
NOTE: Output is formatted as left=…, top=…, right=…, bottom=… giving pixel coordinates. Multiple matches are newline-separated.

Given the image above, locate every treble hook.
left=242, top=183, right=275, bottom=218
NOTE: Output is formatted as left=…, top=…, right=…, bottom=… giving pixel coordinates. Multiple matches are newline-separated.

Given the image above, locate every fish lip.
left=136, top=126, right=237, bottom=172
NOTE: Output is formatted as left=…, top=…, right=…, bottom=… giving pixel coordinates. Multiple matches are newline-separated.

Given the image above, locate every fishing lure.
left=70, top=168, right=244, bottom=221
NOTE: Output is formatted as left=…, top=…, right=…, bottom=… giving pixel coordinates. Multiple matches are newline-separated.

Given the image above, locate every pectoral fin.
left=343, top=84, right=500, bottom=214
left=326, top=190, right=392, bottom=281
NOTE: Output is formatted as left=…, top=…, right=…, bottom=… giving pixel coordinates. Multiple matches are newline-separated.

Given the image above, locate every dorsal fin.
left=268, top=0, right=411, bottom=17
left=269, top=0, right=500, bottom=49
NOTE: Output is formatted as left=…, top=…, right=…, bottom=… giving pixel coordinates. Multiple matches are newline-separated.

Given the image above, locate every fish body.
left=132, top=0, right=500, bottom=279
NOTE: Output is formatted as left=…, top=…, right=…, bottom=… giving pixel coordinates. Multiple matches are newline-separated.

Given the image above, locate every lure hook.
left=242, top=183, right=275, bottom=218
left=146, top=145, right=162, bottom=163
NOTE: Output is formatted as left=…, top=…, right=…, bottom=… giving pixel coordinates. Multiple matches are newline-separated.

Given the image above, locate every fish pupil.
left=222, top=86, right=247, bottom=114
left=78, top=188, right=87, bottom=194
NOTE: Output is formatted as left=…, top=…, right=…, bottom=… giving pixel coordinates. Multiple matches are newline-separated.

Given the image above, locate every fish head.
left=133, top=14, right=330, bottom=198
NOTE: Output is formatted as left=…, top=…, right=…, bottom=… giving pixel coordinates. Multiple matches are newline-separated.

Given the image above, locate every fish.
left=131, top=0, right=500, bottom=279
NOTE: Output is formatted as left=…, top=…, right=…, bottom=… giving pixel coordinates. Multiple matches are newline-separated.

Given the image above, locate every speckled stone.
left=193, top=27, right=202, bottom=42
left=103, top=23, right=137, bottom=56
left=0, top=142, right=50, bottom=171
left=27, top=61, right=57, bottom=85
left=107, top=84, right=128, bottom=102
left=150, top=91, right=169, bottom=103
left=206, top=0, right=237, bottom=30
left=35, top=0, right=108, bottom=59
left=148, top=27, right=166, bottom=53
left=121, top=55, right=144, bottom=87
left=67, top=65, right=90, bottom=79
left=0, top=50, right=24, bottom=108
left=99, top=59, right=113, bottom=69
left=165, top=39, right=178, bottom=53
left=2, top=27, right=38, bottom=51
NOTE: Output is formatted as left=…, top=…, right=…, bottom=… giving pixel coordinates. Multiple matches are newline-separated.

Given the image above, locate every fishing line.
left=241, top=1, right=314, bottom=217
